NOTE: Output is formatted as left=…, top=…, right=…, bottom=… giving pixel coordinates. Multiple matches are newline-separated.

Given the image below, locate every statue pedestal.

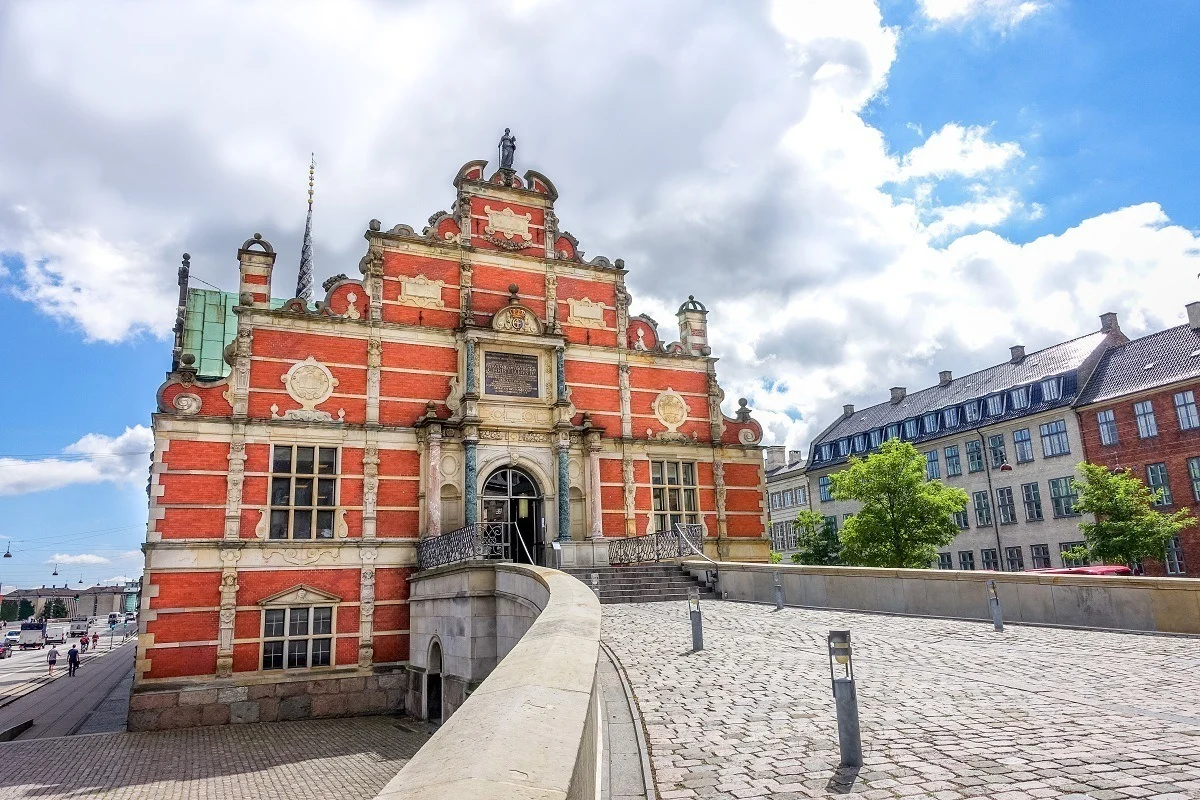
left=552, top=540, right=610, bottom=569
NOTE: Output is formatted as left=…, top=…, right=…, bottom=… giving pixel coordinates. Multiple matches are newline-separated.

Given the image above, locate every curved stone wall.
left=381, top=563, right=602, bottom=800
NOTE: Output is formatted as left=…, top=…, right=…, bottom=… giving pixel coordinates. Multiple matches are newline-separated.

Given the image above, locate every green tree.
left=40, top=599, right=68, bottom=620
left=1064, top=462, right=1193, bottom=567
left=829, top=438, right=969, bottom=568
left=0, top=599, right=16, bottom=622
left=17, top=599, right=33, bottom=620
left=790, top=509, right=842, bottom=565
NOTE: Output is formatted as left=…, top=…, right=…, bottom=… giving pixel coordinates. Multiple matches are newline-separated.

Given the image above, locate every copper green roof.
left=182, top=289, right=286, bottom=378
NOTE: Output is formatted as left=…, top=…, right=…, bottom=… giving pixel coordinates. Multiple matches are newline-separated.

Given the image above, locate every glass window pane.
left=269, top=510, right=289, bottom=540
left=295, top=447, right=315, bottom=474
left=510, top=470, right=537, bottom=497
left=318, top=447, right=338, bottom=475
left=271, top=477, right=291, bottom=507
left=293, top=510, right=312, bottom=539
left=684, top=489, right=697, bottom=512
left=311, top=638, right=332, bottom=667
left=682, top=463, right=695, bottom=486
left=286, top=639, right=308, bottom=669
left=313, top=607, right=333, bottom=635
left=289, top=608, right=310, bottom=636
left=262, top=640, right=284, bottom=670
left=652, top=488, right=664, bottom=512
left=317, top=478, right=336, bottom=507
left=294, top=478, right=313, bottom=507
left=651, top=462, right=663, bottom=485
left=484, top=470, right=509, bottom=495
left=272, top=446, right=292, bottom=474
left=316, top=510, right=334, bottom=539
left=667, top=462, right=679, bottom=485
left=668, top=488, right=681, bottom=512
left=264, top=609, right=285, bottom=638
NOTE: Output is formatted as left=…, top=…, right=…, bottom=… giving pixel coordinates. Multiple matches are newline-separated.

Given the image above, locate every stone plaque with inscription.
left=484, top=352, right=540, bottom=398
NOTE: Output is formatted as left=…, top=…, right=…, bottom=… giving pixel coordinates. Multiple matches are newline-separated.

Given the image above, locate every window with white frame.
left=1039, top=420, right=1071, bottom=457
left=988, top=434, right=1007, bottom=468
left=1030, top=544, right=1052, bottom=569
left=953, top=509, right=970, bottom=529
left=1134, top=401, right=1158, bottom=438
left=1048, top=477, right=1079, bottom=517
left=1013, top=428, right=1034, bottom=463
left=1040, top=377, right=1062, bottom=401
left=964, top=402, right=981, bottom=423
left=1097, top=409, right=1119, bottom=445
left=262, top=605, right=333, bottom=670
left=796, top=486, right=808, bottom=506
left=819, top=476, right=833, bottom=502
left=981, top=549, right=999, bottom=571
left=923, top=413, right=939, bottom=433
left=945, top=445, right=962, bottom=477
left=1175, top=391, right=1200, bottom=430
left=925, top=450, right=940, bottom=480
left=1004, top=546, right=1025, bottom=572
left=1189, top=457, right=1200, bottom=502
left=1010, top=386, right=1030, bottom=410
left=651, top=461, right=698, bottom=532
left=885, top=424, right=900, bottom=441
left=985, top=394, right=1005, bottom=416
left=819, top=444, right=833, bottom=461
left=270, top=446, right=338, bottom=540
left=837, top=439, right=850, bottom=457
left=1060, top=541, right=1088, bottom=568
left=853, top=434, right=868, bottom=453
left=869, top=429, right=883, bottom=448
left=903, top=419, right=918, bottom=439
left=966, top=440, right=984, bottom=473
left=1146, top=463, right=1173, bottom=506
left=996, top=487, right=1016, bottom=525
left=1021, top=482, right=1044, bottom=521
left=1165, top=536, right=1186, bottom=575
left=973, top=490, right=992, bottom=527
left=943, top=407, right=960, bottom=428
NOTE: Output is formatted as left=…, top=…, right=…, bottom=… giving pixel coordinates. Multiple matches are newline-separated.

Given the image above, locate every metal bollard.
left=773, top=570, right=784, bottom=611
left=986, top=580, right=1004, bottom=632
left=828, top=630, right=862, bottom=767
left=688, top=588, right=703, bottom=651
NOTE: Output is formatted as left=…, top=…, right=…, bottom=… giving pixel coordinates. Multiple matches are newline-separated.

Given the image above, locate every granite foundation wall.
left=691, top=560, right=1200, bottom=635
left=127, top=669, right=408, bottom=731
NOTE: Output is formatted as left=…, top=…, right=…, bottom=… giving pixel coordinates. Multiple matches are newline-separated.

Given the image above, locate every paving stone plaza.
left=603, top=602, right=1200, bottom=800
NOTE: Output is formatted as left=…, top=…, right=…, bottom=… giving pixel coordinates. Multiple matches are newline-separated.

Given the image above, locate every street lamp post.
left=827, top=630, right=862, bottom=767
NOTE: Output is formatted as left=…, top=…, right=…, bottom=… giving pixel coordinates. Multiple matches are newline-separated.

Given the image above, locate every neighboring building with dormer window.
left=804, top=314, right=1127, bottom=571
left=764, top=445, right=809, bottom=553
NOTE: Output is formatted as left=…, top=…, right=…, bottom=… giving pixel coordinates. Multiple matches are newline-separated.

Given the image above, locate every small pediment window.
left=259, top=584, right=342, bottom=607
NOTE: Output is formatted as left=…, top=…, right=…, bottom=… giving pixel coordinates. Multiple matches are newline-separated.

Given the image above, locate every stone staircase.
left=563, top=564, right=717, bottom=605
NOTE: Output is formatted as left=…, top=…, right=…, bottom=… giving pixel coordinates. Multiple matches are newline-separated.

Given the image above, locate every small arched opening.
left=481, top=466, right=544, bottom=564
left=426, top=639, right=443, bottom=724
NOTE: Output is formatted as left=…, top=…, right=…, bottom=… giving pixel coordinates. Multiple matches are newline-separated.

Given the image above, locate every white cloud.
left=898, top=123, right=1022, bottom=181
left=918, top=0, right=1047, bottom=29
left=47, top=553, right=110, bottom=565
left=101, top=575, right=137, bottom=584
left=0, top=0, right=1195, bottom=461
left=0, top=426, right=152, bottom=496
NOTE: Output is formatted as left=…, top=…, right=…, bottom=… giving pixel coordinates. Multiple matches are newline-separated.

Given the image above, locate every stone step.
left=565, top=563, right=713, bottom=604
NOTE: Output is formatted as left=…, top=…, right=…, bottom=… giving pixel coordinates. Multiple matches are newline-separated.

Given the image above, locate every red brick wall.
left=1078, top=383, right=1200, bottom=576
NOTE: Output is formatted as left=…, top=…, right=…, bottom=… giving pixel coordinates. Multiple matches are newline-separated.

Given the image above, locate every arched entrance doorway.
left=426, top=639, right=442, bottom=724
left=481, top=466, right=544, bottom=565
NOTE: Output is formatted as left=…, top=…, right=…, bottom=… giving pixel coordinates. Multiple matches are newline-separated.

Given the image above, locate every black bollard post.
left=986, top=580, right=1004, bottom=632
left=827, top=630, right=862, bottom=767
left=688, top=588, right=703, bottom=651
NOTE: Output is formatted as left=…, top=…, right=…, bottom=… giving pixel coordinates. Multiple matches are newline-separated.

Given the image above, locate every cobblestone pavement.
left=0, top=715, right=431, bottom=800
left=602, top=601, right=1200, bottom=800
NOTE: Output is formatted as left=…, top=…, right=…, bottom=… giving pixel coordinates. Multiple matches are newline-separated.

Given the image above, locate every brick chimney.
left=787, top=449, right=802, bottom=464
left=1010, top=345, right=1025, bottom=364
left=1187, top=302, right=1200, bottom=331
left=676, top=296, right=710, bottom=357
left=237, top=233, right=276, bottom=309
left=890, top=387, right=906, bottom=404
left=1100, top=312, right=1120, bottom=333
left=843, top=404, right=855, bottom=418
left=765, top=445, right=785, bottom=471
left=938, top=370, right=953, bottom=386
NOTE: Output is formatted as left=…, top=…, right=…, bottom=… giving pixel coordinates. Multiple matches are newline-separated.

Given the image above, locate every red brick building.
left=1076, top=302, right=1200, bottom=576
left=134, top=140, right=766, bottom=729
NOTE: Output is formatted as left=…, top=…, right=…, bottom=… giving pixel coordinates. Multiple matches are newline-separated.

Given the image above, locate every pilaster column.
left=618, top=361, right=632, bottom=439
left=362, top=443, right=379, bottom=540
left=464, top=426, right=479, bottom=526
left=426, top=425, right=442, bottom=538
left=555, top=346, right=567, bottom=403
left=621, top=450, right=636, bottom=536
left=223, top=431, right=246, bottom=541
left=586, top=432, right=603, bottom=540
left=366, top=337, right=381, bottom=426
left=465, top=339, right=478, bottom=395
left=216, top=546, right=241, bottom=678
left=358, top=547, right=377, bottom=668
left=557, top=436, right=571, bottom=541
left=714, top=455, right=729, bottom=560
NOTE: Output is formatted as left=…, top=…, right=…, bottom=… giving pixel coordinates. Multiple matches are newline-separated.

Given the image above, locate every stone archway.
left=426, top=638, right=443, bottom=724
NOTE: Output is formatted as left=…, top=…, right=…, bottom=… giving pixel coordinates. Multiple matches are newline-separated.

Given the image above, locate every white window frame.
left=1134, top=401, right=1158, bottom=438
left=261, top=605, right=335, bottom=671
left=1097, top=409, right=1118, bottom=446
left=1040, top=378, right=1062, bottom=402
left=943, top=407, right=960, bottom=428
left=1010, top=386, right=1030, bottom=410
left=651, top=460, right=699, bottom=532
left=1013, top=428, right=1034, bottom=463
left=1175, top=391, right=1200, bottom=431
left=1146, top=463, right=1172, bottom=506
left=1039, top=419, right=1071, bottom=458
left=995, top=487, right=1016, bottom=525
left=269, top=445, right=339, bottom=540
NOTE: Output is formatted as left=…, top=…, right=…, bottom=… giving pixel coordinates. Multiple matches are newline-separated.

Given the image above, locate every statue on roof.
left=498, top=128, right=516, bottom=170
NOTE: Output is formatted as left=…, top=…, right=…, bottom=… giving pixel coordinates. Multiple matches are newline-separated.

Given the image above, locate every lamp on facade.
left=827, top=630, right=862, bottom=767
left=999, top=462, right=1013, bottom=472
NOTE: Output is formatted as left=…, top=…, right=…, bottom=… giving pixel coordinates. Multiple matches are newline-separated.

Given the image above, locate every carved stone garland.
left=366, top=337, right=382, bottom=426
left=359, top=547, right=377, bottom=668
left=362, top=444, right=379, bottom=540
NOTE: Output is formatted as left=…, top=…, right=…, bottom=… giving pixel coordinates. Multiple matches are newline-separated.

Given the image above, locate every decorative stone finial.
left=508, top=284, right=520, bottom=304
left=736, top=397, right=751, bottom=422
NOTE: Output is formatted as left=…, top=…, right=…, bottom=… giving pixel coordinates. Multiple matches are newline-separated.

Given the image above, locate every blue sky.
left=1, top=0, right=1198, bottom=590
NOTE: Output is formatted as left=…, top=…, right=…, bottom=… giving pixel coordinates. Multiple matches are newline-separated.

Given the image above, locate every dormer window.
left=885, top=424, right=900, bottom=441
left=1041, top=377, right=1062, bottom=401
left=985, top=394, right=1005, bottom=416
left=837, top=439, right=850, bottom=457
left=820, top=444, right=833, bottom=461
left=923, top=413, right=939, bottom=433
left=964, top=402, right=981, bottom=423
left=869, top=429, right=883, bottom=448
left=853, top=434, right=868, bottom=453
left=1010, top=386, right=1030, bottom=410
left=943, top=407, right=960, bottom=428
left=903, top=419, right=919, bottom=439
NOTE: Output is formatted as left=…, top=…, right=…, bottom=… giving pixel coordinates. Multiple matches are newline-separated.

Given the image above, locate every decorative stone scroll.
left=567, top=297, right=605, bottom=329
left=398, top=274, right=445, bottom=309
left=173, top=393, right=202, bottom=415
left=483, top=205, right=533, bottom=241
left=652, top=388, right=690, bottom=432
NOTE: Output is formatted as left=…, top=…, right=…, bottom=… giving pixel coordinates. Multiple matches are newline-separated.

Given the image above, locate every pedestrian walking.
left=46, top=645, right=59, bottom=676
left=91, top=632, right=99, bottom=650
left=79, top=635, right=88, bottom=653
left=67, top=645, right=80, bottom=677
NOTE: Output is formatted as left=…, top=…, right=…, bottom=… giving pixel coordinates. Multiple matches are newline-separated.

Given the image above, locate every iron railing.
left=609, top=523, right=708, bottom=565
left=416, top=522, right=509, bottom=571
